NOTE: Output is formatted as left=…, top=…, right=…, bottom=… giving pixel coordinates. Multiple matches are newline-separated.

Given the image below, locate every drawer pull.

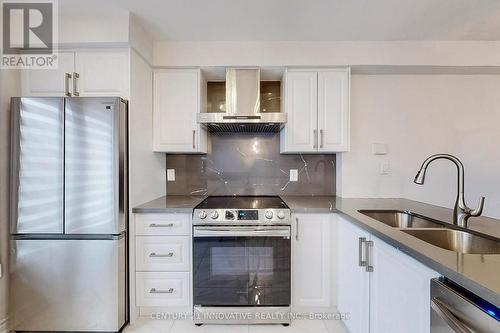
left=149, top=223, right=174, bottom=228
left=149, top=252, right=174, bottom=258
left=150, top=288, right=174, bottom=294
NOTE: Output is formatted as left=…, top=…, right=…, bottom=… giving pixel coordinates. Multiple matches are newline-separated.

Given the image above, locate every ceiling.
left=59, top=0, right=500, bottom=41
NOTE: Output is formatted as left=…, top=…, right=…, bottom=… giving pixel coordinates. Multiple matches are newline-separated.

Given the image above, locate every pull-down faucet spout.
left=414, top=154, right=485, bottom=227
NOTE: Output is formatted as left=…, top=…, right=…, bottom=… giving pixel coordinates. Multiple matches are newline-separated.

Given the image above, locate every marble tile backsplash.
left=166, top=134, right=336, bottom=196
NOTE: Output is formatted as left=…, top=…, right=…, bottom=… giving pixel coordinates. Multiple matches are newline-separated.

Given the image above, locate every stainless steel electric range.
left=192, top=196, right=291, bottom=325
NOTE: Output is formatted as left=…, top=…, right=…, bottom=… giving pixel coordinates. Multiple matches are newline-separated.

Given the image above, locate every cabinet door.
left=318, top=69, right=350, bottom=152
left=21, top=52, right=75, bottom=96
left=153, top=69, right=206, bottom=153
left=337, top=216, right=370, bottom=333
left=74, top=50, right=129, bottom=98
left=292, top=213, right=331, bottom=307
left=369, top=236, right=439, bottom=333
left=280, top=71, right=318, bottom=153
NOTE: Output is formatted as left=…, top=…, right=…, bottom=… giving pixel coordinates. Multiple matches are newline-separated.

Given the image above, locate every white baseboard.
left=0, top=317, right=8, bottom=333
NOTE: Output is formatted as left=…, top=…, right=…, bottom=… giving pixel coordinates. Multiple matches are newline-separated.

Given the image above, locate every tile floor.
left=124, top=318, right=348, bottom=333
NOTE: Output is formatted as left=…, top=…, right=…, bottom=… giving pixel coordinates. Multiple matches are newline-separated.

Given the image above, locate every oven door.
left=193, top=226, right=291, bottom=307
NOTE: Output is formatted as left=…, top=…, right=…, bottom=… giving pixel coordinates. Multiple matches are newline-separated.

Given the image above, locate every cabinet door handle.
left=313, top=129, right=318, bottom=149
left=149, top=223, right=174, bottom=228
left=72, top=72, right=80, bottom=96
left=365, top=240, right=374, bottom=272
left=64, top=73, right=72, bottom=96
left=149, top=252, right=174, bottom=258
left=150, top=288, right=174, bottom=294
left=320, top=129, right=324, bottom=148
left=295, top=217, right=299, bottom=241
left=358, top=237, right=367, bottom=267
left=192, top=130, right=196, bottom=149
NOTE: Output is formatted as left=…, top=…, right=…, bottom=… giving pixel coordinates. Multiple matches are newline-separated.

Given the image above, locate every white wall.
left=59, top=10, right=130, bottom=46
left=0, top=69, right=20, bottom=331
left=339, top=74, right=500, bottom=219
left=154, top=41, right=500, bottom=67
left=129, top=50, right=165, bottom=208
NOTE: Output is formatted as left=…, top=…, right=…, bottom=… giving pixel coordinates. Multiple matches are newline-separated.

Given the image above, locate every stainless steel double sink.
left=359, top=210, right=500, bottom=255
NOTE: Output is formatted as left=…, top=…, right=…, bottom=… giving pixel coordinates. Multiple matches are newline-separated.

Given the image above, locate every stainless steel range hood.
left=197, top=68, right=287, bottom=133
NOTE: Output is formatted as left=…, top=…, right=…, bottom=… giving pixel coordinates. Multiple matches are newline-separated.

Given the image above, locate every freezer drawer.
left=9, top=237, right=127, bottom=332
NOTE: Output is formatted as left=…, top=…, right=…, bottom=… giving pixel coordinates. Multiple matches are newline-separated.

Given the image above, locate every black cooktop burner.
left=196, top=196, right=288, bottom=210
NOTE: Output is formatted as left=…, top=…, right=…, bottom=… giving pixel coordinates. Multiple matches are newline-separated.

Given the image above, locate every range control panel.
left=193, top=208, right=291, bottom=225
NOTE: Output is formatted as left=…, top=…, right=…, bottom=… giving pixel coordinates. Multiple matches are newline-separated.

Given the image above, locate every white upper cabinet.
left=281, top=68, right=350, bottom=153
left=292, top=213, right=332, bottom=308
left=21, top=49, right=129, bottom=98
left=21, top=52, right=75, bottom=96
left=317, top=70, right=350, bottom=152
left=280, top=71, right=318, bottom=153
left=153, top=69, right=207, bottom=153
left=74, top=51, right=129, bottom=97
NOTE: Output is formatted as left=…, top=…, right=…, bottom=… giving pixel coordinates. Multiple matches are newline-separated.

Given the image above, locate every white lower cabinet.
left=336, top=215, right=439, bottom=333
left=369, top=236, right=439, bottom=333
left=133, top=213, right=192, bottom=318
left=292, top=213, right=333, bottom=308
left=136, top=272, right=190, bottom=307
left=337, top=215, right=370, bottom=333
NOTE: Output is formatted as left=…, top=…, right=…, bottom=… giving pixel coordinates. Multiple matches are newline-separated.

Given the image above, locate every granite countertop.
left=133, top=194, right=499, bottom=306
left=132, top=195, right=206, bottom=213
left=281, top=195, right=337, bottom=213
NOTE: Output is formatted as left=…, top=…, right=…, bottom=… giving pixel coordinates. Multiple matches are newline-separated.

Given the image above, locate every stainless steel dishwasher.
left=431, top=278, right=499, bottom=333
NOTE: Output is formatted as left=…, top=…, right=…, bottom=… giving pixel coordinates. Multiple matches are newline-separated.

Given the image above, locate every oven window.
left=193, top=236, right=290, bottom=307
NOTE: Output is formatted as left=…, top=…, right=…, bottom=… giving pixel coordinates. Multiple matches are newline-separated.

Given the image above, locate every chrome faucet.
left=414, top=154, right=485, bottom=227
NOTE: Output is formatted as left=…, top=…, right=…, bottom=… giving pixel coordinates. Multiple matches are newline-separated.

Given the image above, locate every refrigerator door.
left=9, top=235, right=127, bottom=332
left=64, top=97, right=127, bottom=234
left=10, top=97, right=64, bottom=234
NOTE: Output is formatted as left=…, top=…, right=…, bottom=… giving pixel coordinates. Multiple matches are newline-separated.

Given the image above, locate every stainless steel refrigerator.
left=9, top=97, right=128, bottom=332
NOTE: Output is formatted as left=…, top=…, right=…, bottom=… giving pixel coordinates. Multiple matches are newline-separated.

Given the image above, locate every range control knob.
left=210, top=211, right=219, bottom=219
left=277, top=210, right=286, bottom=219
left=198, top=211, right=207, bottom=219
left=265, top=210, right=274, bottom=219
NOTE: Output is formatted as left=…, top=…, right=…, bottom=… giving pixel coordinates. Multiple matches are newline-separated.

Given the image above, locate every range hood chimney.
left=197, top=68, right=287, bottom=133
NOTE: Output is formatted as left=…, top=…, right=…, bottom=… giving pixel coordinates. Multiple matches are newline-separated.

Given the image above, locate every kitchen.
left=1, top=1, right=500, bottom=333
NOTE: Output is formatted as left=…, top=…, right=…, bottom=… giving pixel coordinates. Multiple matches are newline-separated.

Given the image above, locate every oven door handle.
left=193, top=226, right=291, bottom=238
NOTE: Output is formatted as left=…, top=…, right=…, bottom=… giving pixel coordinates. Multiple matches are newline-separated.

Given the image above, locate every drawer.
left=136, top=236, right=190, bottom=271
left=136, top=272, right=190, bottom=307
left=135, top=213, right=190, bottom=236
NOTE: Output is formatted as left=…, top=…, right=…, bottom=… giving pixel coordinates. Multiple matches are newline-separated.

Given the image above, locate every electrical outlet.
left=167, top=169, right=176, bottom=181
left=290, top=169, right=298, bottom=182
left=380, top=162, right=390, bottom=175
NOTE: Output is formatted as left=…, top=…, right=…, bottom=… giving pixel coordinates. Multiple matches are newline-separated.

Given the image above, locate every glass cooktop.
left=196, top=196, right=289, bottom=209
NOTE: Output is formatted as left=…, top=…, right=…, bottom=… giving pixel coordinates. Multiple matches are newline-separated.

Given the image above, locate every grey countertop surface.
left=333, top=197, right=500, bottom=307
left=132, top=195, right=206, bottom=213
left=133, top=195, right=500, bottom=306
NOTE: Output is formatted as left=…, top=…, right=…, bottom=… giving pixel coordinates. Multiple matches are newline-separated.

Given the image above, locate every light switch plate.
left=0, top=263, right=2, bottom=278
left=290, top=169, right=298, bottom=182
left=167, top=169, right=176, bottom=181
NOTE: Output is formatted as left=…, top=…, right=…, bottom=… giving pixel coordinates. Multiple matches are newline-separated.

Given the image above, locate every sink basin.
left=359, top=210, right=445, bottom=228
left=402, top=229, right=500, bottom=254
